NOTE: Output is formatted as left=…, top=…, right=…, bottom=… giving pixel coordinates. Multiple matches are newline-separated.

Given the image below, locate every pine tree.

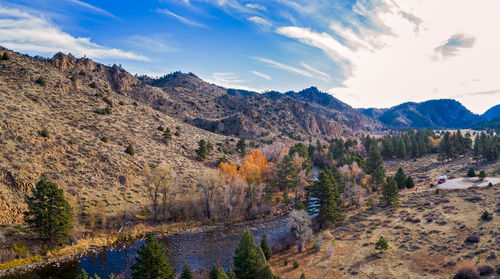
left=130, top=234, right=174, bottom=279
left=210, top=265, right=219, bottom=279
left=233, top=229, right=274, bottom=279
left=366, top=146, right=383, bottom=175
left=179, top=263, right=193, bottom=279
left=394, top=168, right=406, bottom=189
left=395, top=138, right=407, bottom=159
left=438, top=132, right=456, bottom=161
left=371, top=164, right=385, bottom=192
left=405, top=176, right=415, bottom=189
left=313, top=169, right=341, bottom=227
left=24, top=178, right=74, bottom=246
left=260, top=233, right=272, bottom=260
left=375, top=236, right=388, bottom=252
left=467, top=168, right=476, bottom=177
left=196, top=139, right=209, bottom=161
left=272, top=155, right=300, bottom=192
left=237, top=138, right=247, bottom=156
left=381, top=177, right=399, bottom=207
left=381, top=137, right=394, bottom=159
left=478, top=170, right=486, bottom=181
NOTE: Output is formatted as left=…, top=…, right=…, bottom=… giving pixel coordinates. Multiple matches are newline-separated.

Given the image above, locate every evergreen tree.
left=394, top=168, right=406, bottom=189
left=395, top=138, right=407, bottom=159
left=381, top=177, right=399, bottom=207
left=381, top=137, right=394, bottom=159
left=438, top=132, right=456, bottom=161
left=125, top=144, right=135, bottom=156
left=179, top=263, right=193, bottom=279
left=371, top=164, right=386, bottom=192
left=467, top=168, right=476, bottom=177
left=375, top=236, right=389, bottom=252
left=24, top=178, right=74, bottom=246
left=478, top=170, right=486, bottom=181
left=237, top=138, right=247, bottom=156
left=210, top=265, right=219, bottom=279
left=196, top=139, right=210, bottom=161
left=313, top=169, right=342, bottom=227
left=130, top=234, right=174, bottom=279
left=260, top=233, right=272, bottom=261
left=233, top=229, right=273, bottom=279
left=405, top=176, right=415, bottom=189
left=366, top=146, right=383, bottom=175
left=272, top=155, right=300, bottom=192
left=2, top=52, right=9, bottom=60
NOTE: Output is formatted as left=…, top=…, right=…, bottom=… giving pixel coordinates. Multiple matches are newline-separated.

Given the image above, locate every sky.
left=0, top=0, right=499, bottom=114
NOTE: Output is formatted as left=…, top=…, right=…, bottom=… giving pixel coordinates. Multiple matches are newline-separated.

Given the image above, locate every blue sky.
left=1, top=0, right=499, bottom=113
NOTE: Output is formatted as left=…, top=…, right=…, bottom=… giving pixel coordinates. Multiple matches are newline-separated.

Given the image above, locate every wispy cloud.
left=245, top=3, right=266, bottom=11
left=301, top=63, right=330, bottom=81
left=434, top=32, right=476, bottom=59
left=247, top=16, right=271, bottom=28
left=157, top=8, right=208, bottom=28
left=254, top=57, right=313, bottom=78
left=250, top=70, right=271, bottom=80
left=126, top=34, right=180, bottom=53
left=0, top=6, right=148, bottom=61
left=65, top=0, right=119, bottom=19
left=206, top=72, right=260, bottom=91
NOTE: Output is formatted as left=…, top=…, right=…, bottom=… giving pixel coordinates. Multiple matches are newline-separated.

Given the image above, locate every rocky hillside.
left=139, top=74, right=380, bottom=141
left=0, top=48, right=241, bottom=225
left=360, top=99, right=483, bottom=128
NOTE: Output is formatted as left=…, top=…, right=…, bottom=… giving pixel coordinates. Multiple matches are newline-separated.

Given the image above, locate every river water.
left=3, top=216, right=290, bottom=279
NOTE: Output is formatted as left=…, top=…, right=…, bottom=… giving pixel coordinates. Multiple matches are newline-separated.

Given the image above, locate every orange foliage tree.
left=218, top=150, right=273, bottom=185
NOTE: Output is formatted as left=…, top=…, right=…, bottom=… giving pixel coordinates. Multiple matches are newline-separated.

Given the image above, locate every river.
left=3, top=216, right=290, bottom=279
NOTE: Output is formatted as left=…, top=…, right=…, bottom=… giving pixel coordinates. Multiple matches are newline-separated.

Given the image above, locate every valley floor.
left=270, top=155, right=500, bottom=279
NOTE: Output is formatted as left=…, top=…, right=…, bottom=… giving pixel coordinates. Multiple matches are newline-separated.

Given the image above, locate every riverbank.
left=0, top=212, right=289, bottom=278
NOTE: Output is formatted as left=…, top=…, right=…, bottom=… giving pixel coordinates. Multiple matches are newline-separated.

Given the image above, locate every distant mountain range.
left=359, top=99, right=499, bottom=129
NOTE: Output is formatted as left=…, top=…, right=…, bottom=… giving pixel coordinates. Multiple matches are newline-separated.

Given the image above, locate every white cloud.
left=247, top=16, right=271, bottom=28
left=276, top=0, right=500, bottom=114
left=157, top=8, right=208, bottom=28
left=254, top=57, right=313, bottom=78
left=65, top=0, right=119, bottom=20
left=0, top=6, right=148, bottom=61
left=126, top=34, right=180, bottom=53
left=301, top=63, right=330, bottom=81
left=245, top=3, right=266, bottom=11
left=206, top=72, right=261, bottom=91
left=251, top=70, right=271, bottom=80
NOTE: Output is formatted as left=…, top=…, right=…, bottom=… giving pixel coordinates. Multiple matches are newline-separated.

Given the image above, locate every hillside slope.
left=0, top=48, right=239, bottom=225
left=360, top=99, right=481, bottom=128
left=481, top=104, right=500, bottom=121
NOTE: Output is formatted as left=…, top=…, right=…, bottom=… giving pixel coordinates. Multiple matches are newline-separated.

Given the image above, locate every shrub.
left=496, top=265, right=500, bottom=274
left=1, top=52, right=9, bottom=60
left=465, top=232, right=480, bottom=243
left=467, top=168, right=476, bottom=177
left=89, top=82, right=97, bottom=88
left=79, top=70, right=86, bottom=76
left=101, top=136, right=109, bottom=143
left=480, top=210, right=492, bottom=221
left=70, top=76, right=76, bottom=83
left=40, top=127, right=50, bottom=138
left=95, top=107, right=112, bottom=115
left=300, top=273, right=305, bottom=279
left=375, top=236, right=388, bottom=252
left=405, top=176, right=415, bottom=189
left=293, top=260, right=299, bottom=269
left=477, top=265, right=494, bottom=276
left=102, top=96, right=113, bottom=107
left=11, top=241, right=27, bottom=258
left=283, top=258, right=288, bottom=266
left=118, top=101, right=125, bottom=106
left=157, top=126, right=164, bottom=131
left=453, top=265, right=479, bottom=279
left=35, top=76, right=46, bottom=86
left=125, top=144, right=135, bottom=156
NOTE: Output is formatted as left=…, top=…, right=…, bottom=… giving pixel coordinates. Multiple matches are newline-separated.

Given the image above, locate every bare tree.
left=144, top=166, right=174, bottom=222
left=260, top=142, right=287, bottom=163
left=289, top=209, right=312, bottom=252
left=199, top=170, right=222, bottom=220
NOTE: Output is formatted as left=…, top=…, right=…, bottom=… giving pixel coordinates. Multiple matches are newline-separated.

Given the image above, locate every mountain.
left=0, top=48, right=241, bottom=225
left=360, top=99, right=481, bottom=128
left=481, top=105, right=500, bottom=121
left=139, top=74, right=380, bottom=140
